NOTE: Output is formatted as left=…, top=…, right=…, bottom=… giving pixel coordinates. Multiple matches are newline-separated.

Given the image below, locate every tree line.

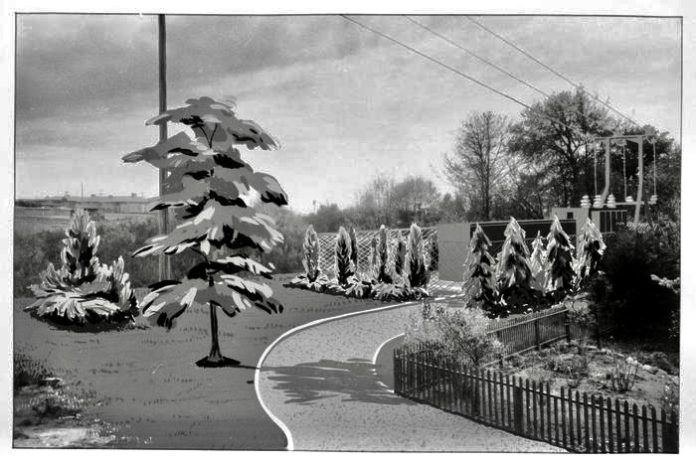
left=304, top=88, right=679, bottom=233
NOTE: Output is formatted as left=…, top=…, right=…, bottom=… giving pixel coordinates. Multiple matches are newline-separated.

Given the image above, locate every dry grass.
left=14, top=280, right=383, bottom=449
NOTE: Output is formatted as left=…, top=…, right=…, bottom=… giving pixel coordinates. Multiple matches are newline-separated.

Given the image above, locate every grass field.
left=13, top=278, right=385, bottom=449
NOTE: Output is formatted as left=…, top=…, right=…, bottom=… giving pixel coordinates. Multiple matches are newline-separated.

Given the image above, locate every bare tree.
left=444, top=111, right=512, bottom=220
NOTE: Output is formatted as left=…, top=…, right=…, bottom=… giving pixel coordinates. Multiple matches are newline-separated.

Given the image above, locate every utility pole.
left=158, top=14, right=171, bottom=281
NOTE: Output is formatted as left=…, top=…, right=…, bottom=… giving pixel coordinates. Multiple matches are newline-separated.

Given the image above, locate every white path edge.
left=371, top=332, right=405, bottom=393
left=254, top=295, right=461, bottom=451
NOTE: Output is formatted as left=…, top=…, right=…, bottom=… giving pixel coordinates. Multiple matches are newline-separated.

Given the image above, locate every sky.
left=14, top=14, right=682, bottom=213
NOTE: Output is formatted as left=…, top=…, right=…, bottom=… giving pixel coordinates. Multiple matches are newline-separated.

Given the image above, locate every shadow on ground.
left=264, top=358, right=416, bottom=406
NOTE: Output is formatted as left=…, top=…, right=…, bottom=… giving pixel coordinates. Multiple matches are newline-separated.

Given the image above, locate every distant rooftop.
left=22, top=194, right=154, bottom=204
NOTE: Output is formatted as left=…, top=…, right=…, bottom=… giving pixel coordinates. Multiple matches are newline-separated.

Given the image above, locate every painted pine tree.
left=122, top=96, right=287, bottom=367
left=529, top=231, right=547, bottom=292
left=426, top=231, right=439, bottom=272
left=462, top=223, right=497, bottom=306
left=393, top=232, right=407, bottom=278
left=369, top=234, right=379, bottom=280
left=335, top=226, right=353, bottom=287
left=546, top=215, right=576, bottom=293
left=376, top=225, right=392, bottom=283
left=348, top=226, right=359, bottom=277
left=302, top=224, right=321, bottom=282
left=496, top=217, right=533, bottom=295
left=575, top=218, right=606, bottom=286
left=406, top=223, right=429, bottom=288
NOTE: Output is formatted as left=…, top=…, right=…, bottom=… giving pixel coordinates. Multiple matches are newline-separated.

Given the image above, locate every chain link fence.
left=316, top=227, right=437, bottom=278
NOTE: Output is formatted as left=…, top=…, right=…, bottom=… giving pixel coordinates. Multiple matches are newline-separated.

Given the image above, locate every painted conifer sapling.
left=406, top=223, right=429, bottom=288
left=462, top=223, right=497, bottom=307
left=529, top=231, right=547, bottom=292
left=123, top=96, right=288, bottom=367
left=546, top=215, right=576, bottom=294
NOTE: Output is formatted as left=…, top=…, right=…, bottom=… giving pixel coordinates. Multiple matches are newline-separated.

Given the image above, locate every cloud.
left=15, top=14, right=380, bottom=120
left=15, top=15, right=681, bottom=212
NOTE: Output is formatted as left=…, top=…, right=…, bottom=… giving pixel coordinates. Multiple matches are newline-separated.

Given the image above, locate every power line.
left=464, top=16, right=643, bottom=128
left=341, top=15, right=591, bottom=142
left=405, top=16, right=603, bottom=138
left=404, top=16, right=550, bottom=99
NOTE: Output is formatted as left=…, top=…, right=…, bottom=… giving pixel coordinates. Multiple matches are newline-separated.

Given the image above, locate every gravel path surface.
left=257, top=304, right=565, bottom=452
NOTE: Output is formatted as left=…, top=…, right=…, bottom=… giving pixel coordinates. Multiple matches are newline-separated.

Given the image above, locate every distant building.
left=16, top=193, right=153, bottom=215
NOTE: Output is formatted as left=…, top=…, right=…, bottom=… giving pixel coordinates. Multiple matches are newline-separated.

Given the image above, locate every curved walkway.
left=256, top=304, right=565, bottom=452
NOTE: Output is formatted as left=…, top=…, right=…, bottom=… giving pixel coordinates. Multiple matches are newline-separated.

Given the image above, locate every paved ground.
left=257, top=304, right=565, bottom=452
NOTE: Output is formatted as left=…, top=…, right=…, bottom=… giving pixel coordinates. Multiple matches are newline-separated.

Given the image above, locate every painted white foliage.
left=496, top=217, right=532, bottom=291
left=462, top=223, right=497, bottom=304
left=406, top=223, right=429, bottom=288
left=529, top=231, right=547, bottom=292
left=26, top=211, right=138, bottom=325
left=545, top=216, right=576, bottom=291
left=301, top=225, right=321, bottom=282
left=574, top=218, right=606, bottom=284
left=123, top=96, right=287, bottom=331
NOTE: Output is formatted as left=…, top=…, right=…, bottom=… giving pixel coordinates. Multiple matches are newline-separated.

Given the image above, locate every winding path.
left=256, top=304, right=565, bottom=452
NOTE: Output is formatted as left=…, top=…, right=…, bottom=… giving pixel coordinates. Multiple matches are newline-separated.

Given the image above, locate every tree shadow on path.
left=263, top=358, right=416, bottom=406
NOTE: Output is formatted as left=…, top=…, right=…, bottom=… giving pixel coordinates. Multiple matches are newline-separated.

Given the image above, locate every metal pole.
left=634, top=138, right=644, bottom=224
left=158, top=14, right=171, bottom=281
left=622, top=147, right=627, bottom=201
left=592, top=142, right=597, bottom=195
left=600, top=138, right=610, bottom=204
left=653, top=141, right=658, bottom=196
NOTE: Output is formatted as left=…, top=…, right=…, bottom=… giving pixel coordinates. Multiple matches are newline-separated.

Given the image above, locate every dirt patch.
left=13, top=355, right=117, bottom=448
left=499, top=339, right=679, bottom=409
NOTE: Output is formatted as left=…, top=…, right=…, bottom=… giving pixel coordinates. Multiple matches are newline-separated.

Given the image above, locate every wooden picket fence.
left=394, top=345, right=679, bottom=453
left=483, top=307, right=614, bottom=365
left=395, top=309, right=677, bottom=452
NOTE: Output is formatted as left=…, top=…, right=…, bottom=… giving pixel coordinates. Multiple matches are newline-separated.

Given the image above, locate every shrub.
left=496, top=217, right=540, bottom=312
left=661, top=377, right=679, bottom=412
left=375, top=225, right=392, bottom=284
left=344, top=277, right=373, bottom=299
left=392, top=232, right=407, bottom=278
left=408, top=303, right=503, bottom=368
left=56, top=209, right=101, bottom=285
left=609, top=356, right=639, bottom=393
left=405, top=223, right=429, bottom=288
left=302, top=225, right=321, bottom=282
left=14, top=351, right=51, bottom=391
left=589, top=218, right=679, bottom=345
left=497, top=217, right=533, bottom=293
left=372, top=282, right=429, bottom=302
left=367, top=235, right=378, bottom=279
left=529, top=231, right=547, bottom=292
left=24, top=210, right=139, bottom=326
left=335, top=226, right=353, bottom=287
left=545, top=354, right=589, bottom=385
left=463, top=223, right=497, bottom=307
left=438, top=306, right=503, bottom=367
left=546, top=215, right=576, bottom=293
left=575, top=218, right=606, bottom=287
left=349, top=226, right=359, bottom=275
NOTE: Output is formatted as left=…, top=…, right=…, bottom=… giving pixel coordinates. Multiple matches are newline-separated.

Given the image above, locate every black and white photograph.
left=1, top=0, right=693, bottom=463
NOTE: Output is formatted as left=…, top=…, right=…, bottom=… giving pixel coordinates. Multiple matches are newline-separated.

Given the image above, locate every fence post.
left=664, top=410, right=679, bottom=453
left=565, top=309, right=572, bottom=343
left=393, top=349, right=401, bottom=395
left=513, top=382, right=524, bottom=435
left=534, top=318, right=541, bottom=350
